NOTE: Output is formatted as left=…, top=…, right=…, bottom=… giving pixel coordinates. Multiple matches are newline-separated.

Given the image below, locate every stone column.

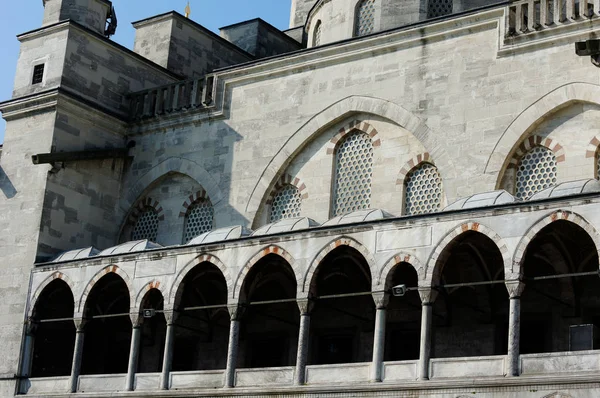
left=418, top=288, right=437, bottom=381
left=506, top=281, right=525, bottom=377
left=370, top=292, right=389, bottom=382
left=294, top=298, right=313, bottom=385
left=160, top=311, right=176, bottom=390
left=69, top=318, right=87, bottom=393
left=125, top=313, right=143, bottom=391
left=225, top=305, right=244, bottom=388
left=21, top=320, right=38, bottom=378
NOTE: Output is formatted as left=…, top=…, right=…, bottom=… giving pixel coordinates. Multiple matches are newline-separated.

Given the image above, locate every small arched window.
left=270, top=184, right=302, bottom=223
left=427, top=0, right=453, bottom=18
left=332, top=131, right=373, bottom=216
left=313, top=20, right=322, bottom=46
left=404, top=163, right=443, bottom=215
left=131, top=207, right=159, bottom=241
left=183, top=199, right=214, bottom=243
left=355, top=0, right=376, bottom=37
left=515, top=146, right=557, bottom=200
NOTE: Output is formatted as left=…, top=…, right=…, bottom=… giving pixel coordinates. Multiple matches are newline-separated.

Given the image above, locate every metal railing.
left=506, top=0, right=600, bottom=36
left=128, top=75, right=215, bottom=121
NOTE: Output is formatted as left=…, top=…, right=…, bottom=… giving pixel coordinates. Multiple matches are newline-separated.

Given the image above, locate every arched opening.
left=309, top=246, right=374, bottom=365
left=238, top=254, right=299, bottom=368
left=82, top=273, right=131, bottom=375
left=384, top=262, right=421, bottom=361
left=521, top=221, right=600, bottom=354
left=432, top=231, right=508, bottom=358
left=138, top=289, right=166, bottom=373
left=172, top=262, right=228, bottom=371
left=30, top=279, right=75, bottom=377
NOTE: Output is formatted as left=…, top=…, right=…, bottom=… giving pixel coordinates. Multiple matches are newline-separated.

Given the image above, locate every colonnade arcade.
left=23, top=216, right=600, bottom=391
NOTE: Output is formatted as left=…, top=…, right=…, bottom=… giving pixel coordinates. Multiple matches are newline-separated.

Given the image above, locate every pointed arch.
left=375, top=252, right=426, bottom=290
left=245, top=95, right=453, bottom=225
left=168, top=253, right=231, bottom=308
left=426, top=222, right=511, bottom=286
left=396, top=152, right=434, bottom=185
left=485, top=82, right=600, bottom=177
left=29, top=272, right=76, bottom=318
left=324, top=119, right=381, bottom=155
left=121, top=157, right=224, bottom=216
left=513, top=210, right=600, bottom=276
left=233, top=245, right=299, bottom=300
left=303, top=236, right=375, bottom=294
left=77, top=265, right=134, bottom=314
left=134, top=280, right=167, bottom=311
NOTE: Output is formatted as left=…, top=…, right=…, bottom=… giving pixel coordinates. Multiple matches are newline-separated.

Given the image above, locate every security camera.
left=143, top=309, right=156, bottom=318
left=392, top=284, right=407, bottom=297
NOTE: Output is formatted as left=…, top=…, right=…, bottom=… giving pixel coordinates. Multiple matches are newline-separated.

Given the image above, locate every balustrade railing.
left=506, top=0, right=600, bottom=36
left=128, top=75, right=215, bottom=121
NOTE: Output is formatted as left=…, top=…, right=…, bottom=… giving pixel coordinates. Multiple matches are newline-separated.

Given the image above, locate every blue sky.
left=0, top=0, right=292, bottom=143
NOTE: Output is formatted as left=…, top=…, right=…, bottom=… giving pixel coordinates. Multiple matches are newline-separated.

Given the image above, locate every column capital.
left=73, top=317, right=87, bottom=332
left=505, top=280, right=525, bottom=299
left=163, top=310, right=178, bottom=325
left=228, top=304, right=245, bottom=321
left=418, top=287, right=438, bottom=305
left=25, top=318, right=39, bottom=336
left=372, top=292, right=389, bottom=309
left=297, top=298, right=314, bottom=315
left=129, top=312, right=144, bottom=327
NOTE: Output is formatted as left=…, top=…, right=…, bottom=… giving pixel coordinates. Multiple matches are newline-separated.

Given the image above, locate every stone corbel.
left=129, top=312, right=144, bottom=328
left=73, top=317, right=87, bottom=332
left=297, top=298, right=315, bottom=315
left=228, top=304, right=246, bottom=321
left=163, top=310, right=178, bottom=326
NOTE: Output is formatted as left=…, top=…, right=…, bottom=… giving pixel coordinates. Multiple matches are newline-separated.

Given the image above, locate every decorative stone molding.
left=77, top=265, right=135, bottom=314
left=512, top=210, right=600, bottom=275
left=129, top=312, right=143, bottom=327
left=303, top=236, right=375, bottom=294
left=372, top=292, right=389, bottom=309
left=179, top=188, right=211, bottom=217
left=376, top=252, right=425, bottom=290
left=505, top=280, right=525, bottom=299
left=228, top=304, right=245, bottom=321
left=265, top=173, right=309, bottom=205
left=505, top=134, right=565, bottom=171
left=134, top=280, right=166, bottom=311
left=486, top=82, right=600, bottom=177
left=73, top=317, right=87, bottom=332
left=418, top=287, right=439, bottom=304
left=127, top=197, right=164, bottom=226
left=585, top=135, right=600, bottom=159
left=297, top=298, right=314, bottom=315
left=396, top=153, right=434, bottom=185
left=325, top=119, right=381, bottom=155
left=29, top=271, right=76, bottom=318
left=426, top=222, right=511, bottom=286
left=169, top=253, right=232, bottom=307
left=232, top=245, right=299, bottom=300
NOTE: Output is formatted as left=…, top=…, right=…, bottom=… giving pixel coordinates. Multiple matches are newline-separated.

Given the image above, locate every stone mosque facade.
left=3, top=0, right=600, bottom=396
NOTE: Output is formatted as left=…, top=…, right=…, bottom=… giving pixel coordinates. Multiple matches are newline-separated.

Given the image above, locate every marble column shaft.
left=160, top=312, right=176, bottom=390
left=294, top=299, right=312, bottom=385
left=370, top=292, right=389, bottom=382
left=69, top=318, right=86, bottom=393
left=125, top=314, right=143, bottom=391
left=506, top=281, right=524, bottom=377
left=225, top=305, right=243, bottom=388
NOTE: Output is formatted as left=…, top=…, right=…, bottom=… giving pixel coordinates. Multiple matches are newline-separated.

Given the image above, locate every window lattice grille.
left=356, top=0, right=376, bottom=36
left=404, top=163, right=443, bottom=215
left=314, top=21, right=322, bottom=46
left=427, top=0, right=453, bottom=18
left=332, top=132, right=373, bottom=216
left=183, top=200, right=214, bottom=243
left=131, top=208, right=159, bottom=242
left=515, top=146, right=557, bottom=200
left=270, top=185, right=302, bottom=223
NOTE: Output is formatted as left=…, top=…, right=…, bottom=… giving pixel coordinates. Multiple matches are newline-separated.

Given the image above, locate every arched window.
left=332, top=132, right=373, bottom=216
left=313, top=20, right=322, bottom=46
left=427, top=0, right=453, bottom=18
left=183, top=199, right=214, bottom=243
left=404, top=163, right=443, bottom=215
left=355, top=0, right=376, bottom=37
left=515, top=146, right=557, bottom=200
left=270, top=184, right=302, bottom=223
left=131, top=208, right=159, bottom=241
